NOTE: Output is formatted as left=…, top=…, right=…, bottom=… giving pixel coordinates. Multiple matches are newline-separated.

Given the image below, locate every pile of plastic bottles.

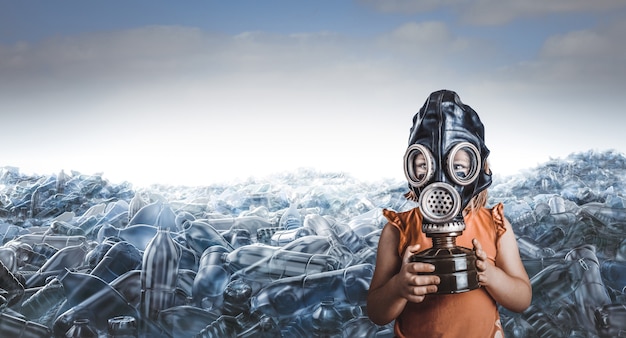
left=490, top=150, right=626, bottom=338
left=0, top=149, right=623, bottom=337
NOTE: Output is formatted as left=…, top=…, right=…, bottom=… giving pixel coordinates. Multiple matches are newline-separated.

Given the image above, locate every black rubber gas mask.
left=405, top=89, right=493, bottom=294
left=404, top=89, right=492, bottom=227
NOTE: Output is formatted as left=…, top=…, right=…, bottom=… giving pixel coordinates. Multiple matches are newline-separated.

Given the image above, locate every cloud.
left=358, top=0, right=626, bottom=25
left=1, top=17, right=625, bottom=185
left=358, top=0, right=463, bottom=13
left=374, top=21, right=494, bottom=64
left=487, top=18, right=626, bottom=91
left=0, top=26, right=421, bottom=185
left=461, top=0, right=626, bottom=25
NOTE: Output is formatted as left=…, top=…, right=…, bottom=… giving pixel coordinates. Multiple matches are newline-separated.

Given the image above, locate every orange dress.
left=382, top=203, right=507, bottom=338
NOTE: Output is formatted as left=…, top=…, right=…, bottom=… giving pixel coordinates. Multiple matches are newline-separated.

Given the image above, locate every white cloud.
left=488, top=18, right=626, bottom=89
left=461, top=0, right=626, bottom=25
left=357, top=0, right=465, bottom=13
left=0, top=18, right=625, bottom=186
left=358, top=0, right=626, bottom=25
left=387, top=21, right=452, bottom=43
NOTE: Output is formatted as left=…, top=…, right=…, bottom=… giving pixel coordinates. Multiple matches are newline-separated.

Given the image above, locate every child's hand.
left=396, top=244, right=440, bottom=303
left=473, top=238, right=491, bottom=286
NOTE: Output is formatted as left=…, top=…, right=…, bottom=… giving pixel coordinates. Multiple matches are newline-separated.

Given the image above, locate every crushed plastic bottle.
left=0, top=312, right=52, bottom=337
left=90, top=241, right=143, bottom=283
left=250, top=263, right=373, bottom=320
left=0, top=257, right=24, bottom=306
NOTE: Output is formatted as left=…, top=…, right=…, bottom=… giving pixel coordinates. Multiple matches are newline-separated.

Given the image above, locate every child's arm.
left=473, top=218, right=532, bottom=313
left=367, top=224, right=440, bottom=325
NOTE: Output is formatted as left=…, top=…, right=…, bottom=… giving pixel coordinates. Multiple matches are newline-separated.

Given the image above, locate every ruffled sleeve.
left=382, top=208, right=424, bottom=257
left=382, top=208, right=402, bottom=228
left=491, top=202, right=507, bottom=240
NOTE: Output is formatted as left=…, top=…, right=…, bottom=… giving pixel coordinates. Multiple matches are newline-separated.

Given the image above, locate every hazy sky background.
left=1, top=1, right=625, bottom=187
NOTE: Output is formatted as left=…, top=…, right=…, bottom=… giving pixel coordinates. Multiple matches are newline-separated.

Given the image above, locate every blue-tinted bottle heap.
left=0, top=150, right=625, bottom=337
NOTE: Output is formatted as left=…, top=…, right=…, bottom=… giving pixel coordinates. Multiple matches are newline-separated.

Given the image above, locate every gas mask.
left=405, top=89, right=492, bottom=294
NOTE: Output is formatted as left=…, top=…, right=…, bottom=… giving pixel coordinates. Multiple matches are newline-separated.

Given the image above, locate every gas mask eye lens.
left=404, top=144, right=433, bottom=188
left=447, top=142, right=481, bottom=186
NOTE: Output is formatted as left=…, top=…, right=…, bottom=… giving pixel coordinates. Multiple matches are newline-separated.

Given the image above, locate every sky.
left=1, top=1, right=625, bottom=188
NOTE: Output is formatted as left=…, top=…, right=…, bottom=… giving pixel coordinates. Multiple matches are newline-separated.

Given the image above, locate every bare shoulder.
left=375, top=223, right=402, bottom=266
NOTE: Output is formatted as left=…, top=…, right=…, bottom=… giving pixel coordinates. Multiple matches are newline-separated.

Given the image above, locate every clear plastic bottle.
left=580, top=202, right=626, bottom=231
left=535, top=226, right=565, bottom=247
left=107, top=315, right=138, bottom=338
left=283, top=297, right=357, bottom=338
left=341, top=316, right=378, bottom=338
left=25, top=243, right=91, bottom=288
left=595, top=303, right=626, bottom=338
left=196, top=311, right=279, bottom=338
left=56, top=269, right=112, bottom=316
left=600, top=259, right=626, bottom=292
left=256, top=227, right=279, bottom=245
left=503, top=315, right=535, bottom=338
left=56, top=169, right=68, bottom=194
left=516, top=236, right=556, bottom=259
left=158, top=306, right=219, bottom=338
left=564, top=244, right=611, bottom=331
left=250, top=263, right=373, bottom=320
left=328, top=218, right=366, bottom=254
left=64, top=318, right=98, bottom=338
left=76, top=215, right=100, bottom=237
left=177, top=242, right=200, bottom=272
left=311, top=297, right=343, bottom=337
left=90, top=241, right=143, bottom=283
left=7, top=234, right=88, bottom=250
left=183, top=219, right=234, bottom=254
left=0, top=223, right=30, bottom=244
left=128, top=193, right=148, bottom=224
left=53, top=280, right=140, bottom=337
left=303, top=214, right=335, bottom=237
left=280, top=235, right=332, bottom=254
left=529, top=258, right=583, bottom=312
left=31, top=242, right=58, bottom=260
left=615, top=238, right=626, bottom=262
left=140, top=208, right=181, bottom=325
left=270, top=227, right=314, bottom=247
left=548, top=195, right=566, bottom=214
left=523, top=308, right=563, bottom=338
left=221, top=279, right=253, bottom=316
left=196, top=314, right=238, bottom=338
left=19, top=277, right=65, bottom=321
left=85, top=237, right=118, bottom=269
left=231, top=249, right=341, bottom=294
left=175, top=210, right=196, bottom=232
left=223, top=243, right=278, bottom=273
left=0, top=258, right=24, bottom=306
left=0, top=247, right=18, bottom=273
left=521, top=256, right=565, bottom=279
left=279, top=203, right=302, bottom=230
left=128, top=200, right=165, bottom=227
left=97, top=223, right=158, bottom=251
left=110, top=270, right=142, bottom=309
left=228, top=228, right=253, bottom=249
left=192, top=245, right=231, bottom=309
left=281, top=235, right=354, bottom=268
left=506, top=200, right=538, bottom=231
left=47, top=220, right=85, bottom=236
left=0, top=312, right=52, bottom=337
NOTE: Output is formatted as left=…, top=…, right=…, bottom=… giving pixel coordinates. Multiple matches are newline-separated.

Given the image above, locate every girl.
left=367, top=90, right=531, bottom=338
